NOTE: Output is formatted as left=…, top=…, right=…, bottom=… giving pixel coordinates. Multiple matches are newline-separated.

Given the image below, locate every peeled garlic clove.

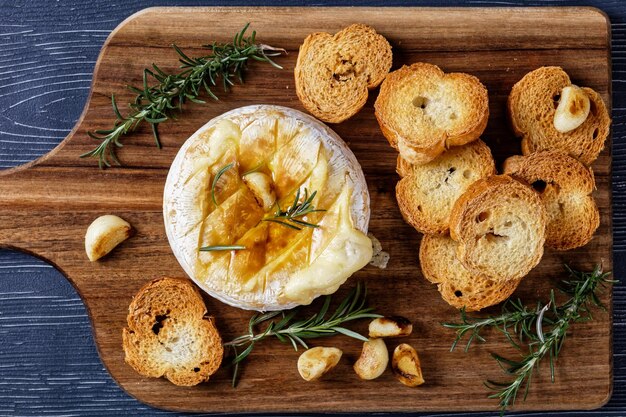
left=554, top=85, right=591, bottom=133
left=392, top=343, right=425, bottom=387
left=85, top=215, right=133, bottom=261
left=354, top=338, right=389, bottom=380
left=242, top=172, right=276, bottom=211
left=369, top=316, right=413, bottom=338
left=297, top=346, right=342, bottom=381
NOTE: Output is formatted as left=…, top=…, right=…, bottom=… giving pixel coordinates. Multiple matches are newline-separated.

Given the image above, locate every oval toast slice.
left=375, top=63, right=489, bottom=165
left=508, top=66, right=610, bottom=166
left=504, top=150, right=599, bottom=251
left=295, top=24, right=392, bottom=123
left=450, top=175, right=547, bottom=282
left=420, top=234, right=521, bottom=311
left=396, top=139, right=495, bottom=234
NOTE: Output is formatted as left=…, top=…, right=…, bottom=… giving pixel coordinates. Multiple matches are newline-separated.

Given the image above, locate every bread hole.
left=417, top=205, right=422, bottom=212
left=152, top=314, right=168, bottom=335
left=444, top=167, right=456, bottom=183
left=553, top=93, right=561, bottom=109
left=504, top=221, right=512, bottom=227
left=485, top=232, right=508, bottom=243
left=412, top=96, right=429, bottom=109
left=463, top=170, right=472, bottom=179
left=454, top=290, right=463, bottom=297
left=589, top=100, right=597, bottom=116
left=476, top=211, right=490, bottom=223
left=531, top=180, right=547, bottom=193
left=450, top=113, right=457, bottom=120
left=193, top=367, right=200, bottom=373
left=592, top=128, right=599, bottom=139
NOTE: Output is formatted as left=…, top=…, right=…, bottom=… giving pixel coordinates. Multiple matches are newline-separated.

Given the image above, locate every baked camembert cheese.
left=164, top=105, right=372, bottom=311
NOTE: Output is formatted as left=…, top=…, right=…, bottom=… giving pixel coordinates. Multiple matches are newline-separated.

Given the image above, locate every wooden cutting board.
left=0, top=6, right=613, bottom=413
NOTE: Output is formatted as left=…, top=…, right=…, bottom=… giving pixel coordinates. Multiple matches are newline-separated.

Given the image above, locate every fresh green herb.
left=225, top=282, right=380, bottom=387
left=81, top=23, right=286, bottom=168
left=263, top=188, right=325, bottom=230
left=442, top=265, right=615, bottom=414
left=211, top=162, right=235, bottom=207
left=199, top=244, right=246, bottom=252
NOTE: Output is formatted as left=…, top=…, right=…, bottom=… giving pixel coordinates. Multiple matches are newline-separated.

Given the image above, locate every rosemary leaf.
left=211, top=162, right=234, bottom=207
left=199, top=245, right=246, bottom=252
left=81, top=23, right=286, bottom=168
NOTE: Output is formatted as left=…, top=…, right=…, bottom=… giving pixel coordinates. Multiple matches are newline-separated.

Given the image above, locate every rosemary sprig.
left=263, top=188, right=325, bottom=230
left=199, top=245, right=246, bottom=252
left=442, top=265, right=615, bottom=414
left=224, top=283, right=381, bottom=387
left=81, top=23, right=285, bottom=168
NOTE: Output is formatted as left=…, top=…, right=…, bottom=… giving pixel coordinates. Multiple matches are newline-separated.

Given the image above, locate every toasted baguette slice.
left=503, top=151, right=599, bottom=250
left=420, top=234, right=521, bottom=311
left=450, top=175, right=546, bottom=282
left=375, top=63, right=489, bottom=165
left=508, top=66, right=611, bottom=165
left=396, top=139, right=495, bottom=234
left=122, top=277, right=223, bottom=386
left=295, top=24, right=392, bottom=123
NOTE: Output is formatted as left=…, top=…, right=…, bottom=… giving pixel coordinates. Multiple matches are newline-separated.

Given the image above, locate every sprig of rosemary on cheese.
left=225, top=283, right=381, bottom=387
left=442, top=265, right=615, bottom=414
left=81, top=24, right=285, bottom=168
left=263, top=188, right=325, bottom=230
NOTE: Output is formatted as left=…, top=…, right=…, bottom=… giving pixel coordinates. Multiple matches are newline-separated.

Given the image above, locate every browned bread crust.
left=396, top=139, right=495, bottom=234
left=419, top=234, right=521, bottom=311
left=503, top=151, right=600, bottom=251
left=294, top=24, right=392, bottom=123
left=122, top=277, right=223, bottom=386
left=508, top=66, right=611, bottom=165
left=375, top=63, right=489, bottom=165
left=450, top=175, right=547, bottom=282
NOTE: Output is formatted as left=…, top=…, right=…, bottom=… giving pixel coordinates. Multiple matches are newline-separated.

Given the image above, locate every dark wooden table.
left=0, top=1, right=624, bottom=416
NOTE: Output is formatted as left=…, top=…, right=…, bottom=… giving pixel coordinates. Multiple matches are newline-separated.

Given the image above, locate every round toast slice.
left=396, top=139, right=495, bottom=234
left=122, top=277, right=223, bottom=386
left=503, top=150, right=600, bottom=251
left=450, top=175, right=547, bottom=282
left=295, top=24, right=392, bottom=123
left=375, top=63, right=489, bottom=165
left=420, top=234, right=521, bottom=311
left=508, top=66, right=611, bottom=166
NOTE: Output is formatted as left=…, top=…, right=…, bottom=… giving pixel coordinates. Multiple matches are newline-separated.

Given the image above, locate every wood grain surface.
left=0, top=6, right=615, bottom=414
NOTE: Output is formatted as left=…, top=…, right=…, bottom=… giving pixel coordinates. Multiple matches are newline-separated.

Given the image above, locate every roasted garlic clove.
left=392, top=343, right=425, bottom=387
left=354, top=338, right=388, bottom=380
left=297, top=346, right=342, bottom=381
left=243, top=172, right=276, bottom=211
left=554, top=85, right=591, bottom=133
left=85, top=215, right=133, bottom=261
left=369, top=316, right=413, bottom=338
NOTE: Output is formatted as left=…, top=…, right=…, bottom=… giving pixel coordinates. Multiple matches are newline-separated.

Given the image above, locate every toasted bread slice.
left=508, top=66, right=610, bottom=165
left=420, top=234, right=521, bottom=311
left=503, top=151, right=600, bottom=250
left=396, top=139, right=495, bottom=234
left=122, top=277, right=223, bottom=386
left=294, top=24, right=392, bottom=123
left=375, top=63, right=489, bottom=165
left=450, top=175, right=546, bottom=282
